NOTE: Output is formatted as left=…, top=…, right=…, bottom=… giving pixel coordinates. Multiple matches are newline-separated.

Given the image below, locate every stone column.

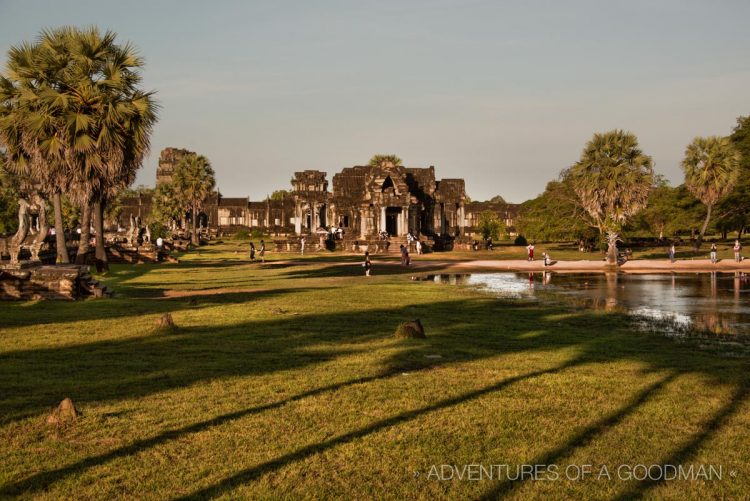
left=458, top=204, right=465, bottom=236
left=360, top=207, right=368, bottom=238
left=380, top=206, right=386, bottom=234
left=294, top=203, right=302, bottom=235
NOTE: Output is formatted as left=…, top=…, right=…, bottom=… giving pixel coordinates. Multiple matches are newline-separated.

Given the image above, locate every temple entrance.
left=385, top=207, right=401, bottom=236
left=319, top=204, right=326, bottom=228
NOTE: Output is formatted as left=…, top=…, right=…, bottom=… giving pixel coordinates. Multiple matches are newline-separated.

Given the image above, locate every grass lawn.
left=1, top=242, right=749, bottom=500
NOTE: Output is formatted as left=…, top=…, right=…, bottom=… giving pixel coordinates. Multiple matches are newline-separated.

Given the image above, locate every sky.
left=1, top=0, right=749, bottom=203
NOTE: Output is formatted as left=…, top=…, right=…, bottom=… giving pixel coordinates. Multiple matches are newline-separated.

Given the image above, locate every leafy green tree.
left=488, top=195, right=506, bottom=204
left=269, top=189, right=291, bottom=201
left=568, top=130, right=654, bottom=263
left=151, top=181, right=184, bottom=229
left=516, top=175, right=597, bottom=243
left=631, top=182, right=703, bottom=239
left=172, top=153, right=216, bottom=245
left=682, top=136, right=740, bottom=248
left=368, top=154, right=402, bottom=168
left=477, top=210, right=504, bottom=240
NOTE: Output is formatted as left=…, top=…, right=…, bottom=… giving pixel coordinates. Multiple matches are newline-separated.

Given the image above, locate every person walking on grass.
left=249, top=242, right=256, bottom=262
left=259, top=239, right=266, bottom=263
left=710, top=243, right=718, bottom=264
left=734, top=240, right=742, bottom=262
left=362, top=251, right=372, bottom=277
left=669, top=243, right=676, bottom=263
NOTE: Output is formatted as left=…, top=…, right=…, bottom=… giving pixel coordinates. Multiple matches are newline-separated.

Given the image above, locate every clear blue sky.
left=1, top=0, right=749, bottom=202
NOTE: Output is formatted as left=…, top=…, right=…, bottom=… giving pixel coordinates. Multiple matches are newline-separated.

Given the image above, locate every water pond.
left=415, top=272, right=750, bottom=337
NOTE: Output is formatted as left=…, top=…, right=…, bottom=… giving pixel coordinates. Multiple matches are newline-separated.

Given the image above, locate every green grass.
left=1, top=242, right=749, bottom=500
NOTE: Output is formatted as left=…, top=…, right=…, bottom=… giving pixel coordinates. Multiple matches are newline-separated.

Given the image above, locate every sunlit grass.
left=0, top=242, right=748, bottom=500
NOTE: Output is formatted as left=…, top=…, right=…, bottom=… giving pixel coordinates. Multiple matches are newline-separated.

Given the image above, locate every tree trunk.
left=606, top=231, right=619, bottom=265
left=52, top=192, right=69, bottom=264
left=696, top=204, right=712, bottom=250
left=93, top=199, right=109, bottom=272
left=75, top=201, right=92, bottom=265
left=191, top=203, right=199, bottom=246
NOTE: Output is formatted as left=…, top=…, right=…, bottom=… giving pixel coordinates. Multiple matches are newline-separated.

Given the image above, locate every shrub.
left=514, top=235, right=528, bottom=246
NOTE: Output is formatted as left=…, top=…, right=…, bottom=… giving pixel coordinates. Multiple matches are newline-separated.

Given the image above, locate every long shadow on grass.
left=173, top=358, right=582, bottom=501
left=3, top=281, right=749, bottom=497
left=0, top=369, right=414, bottom=496
left=475, top=371, right=679, bottom=500
left=0, top=288, right=320, bottom=329
left=1, top=298, right=571, bottom=425
left=612, top=383, right=750, bottom=501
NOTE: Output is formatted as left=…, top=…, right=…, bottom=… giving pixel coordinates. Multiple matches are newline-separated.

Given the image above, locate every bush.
left=149, top=221, right=170, bottom=240
left=233, top=229, right=251, bottom=240
left=514, top=235, right=528, bottom=246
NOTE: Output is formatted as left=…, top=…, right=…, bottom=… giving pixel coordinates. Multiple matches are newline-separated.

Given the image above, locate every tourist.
left=734, top=240, right=742, bottom=262
left=543, top=252, right=552, bottom=267
left=363, top=251, right=372, bottom=276
left=300, top=236, right=305, bottom=255
left=669, top=244, right=676, bottom=263
left=249, top=242, right=256, bottom=261
left=527, top=243, right=535, bottom=261
left=472, top=240, right=479, bottom=251
left=156, top=236, right=164, bottom=249
left=402, top=244, right=410, bottom=266
left=416, top=240, right=422, bottom=255
left=710, top=243, right=718, bottom=264
left=259, top=239, right=266, bottom=263
left=487, top=237, right=494, bottom=251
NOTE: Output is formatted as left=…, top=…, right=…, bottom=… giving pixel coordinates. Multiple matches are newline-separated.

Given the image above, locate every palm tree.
left=368, top=154, right=402, bottom=168
left=568, top=130, right=654, bottom=264
left=0, top=40, right=74, bottom=263
left=172, top=153, right=215, bottom=245
left=1, top=27, right=157, bottom=269
left=682, top=136, right=740, bottom=249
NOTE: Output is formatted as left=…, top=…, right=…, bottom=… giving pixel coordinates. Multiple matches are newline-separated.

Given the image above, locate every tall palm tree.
left=172, top=153, right=215, bottom=246
left=568, top=130, right=654, bottom=264
left=2, top=27, right=158, bottom=271
left=0, top=40, right=74, bottom=263
left=682, top=136, right=740, bottom=249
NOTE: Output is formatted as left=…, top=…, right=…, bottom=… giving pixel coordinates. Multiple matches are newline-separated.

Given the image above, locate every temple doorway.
left=385, top=207, right=401, bottom=236
left=319, top=204, right=326, bottom=228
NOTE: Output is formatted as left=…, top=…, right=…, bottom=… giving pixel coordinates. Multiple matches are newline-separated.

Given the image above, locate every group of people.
left=406, top=233, right=423, bottom=255
left=670, top=240, right=743, bottom=264
left=471, top=238, right=494, bottom=251
left=248, top=240, right=266, bottom=263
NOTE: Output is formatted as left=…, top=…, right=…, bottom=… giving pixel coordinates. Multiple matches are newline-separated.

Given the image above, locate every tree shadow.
left=173, top=358, right=581, bottom=501
left=475, top=371, right=680, bottom=500
left=611, top=383, right=750, bottom=501
left=2, top=259, right=749, bottom=498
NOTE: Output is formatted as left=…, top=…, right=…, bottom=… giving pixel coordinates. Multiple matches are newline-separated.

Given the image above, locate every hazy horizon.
left=1, top=0, right=749, bottom=203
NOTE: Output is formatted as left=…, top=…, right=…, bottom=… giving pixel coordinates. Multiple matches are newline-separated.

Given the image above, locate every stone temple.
left=122, top=148, right=517, bottom=249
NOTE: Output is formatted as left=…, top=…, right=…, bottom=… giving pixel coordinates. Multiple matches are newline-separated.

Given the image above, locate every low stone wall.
left=0, top=264, right=87, bottom=300
left=106, top=245, right=162, bottom=264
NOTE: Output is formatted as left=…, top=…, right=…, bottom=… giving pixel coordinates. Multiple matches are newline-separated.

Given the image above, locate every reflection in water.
left=416, top=272, right=750, bottom=336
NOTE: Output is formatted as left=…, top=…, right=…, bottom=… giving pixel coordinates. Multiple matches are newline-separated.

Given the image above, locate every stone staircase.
left=78, top=269, right=113, bottom=298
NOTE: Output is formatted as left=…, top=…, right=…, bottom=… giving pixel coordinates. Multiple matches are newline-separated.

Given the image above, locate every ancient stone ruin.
left=120, top=148, right=519, bottom=252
